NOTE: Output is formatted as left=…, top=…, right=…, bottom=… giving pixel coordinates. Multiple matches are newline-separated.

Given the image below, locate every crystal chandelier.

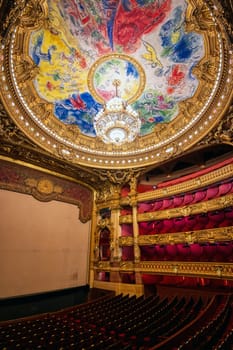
left=93, top=80, right=141, bottom=145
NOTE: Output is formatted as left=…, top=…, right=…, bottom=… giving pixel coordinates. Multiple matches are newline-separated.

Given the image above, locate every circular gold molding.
left=87, top=53, right=146, bottom=105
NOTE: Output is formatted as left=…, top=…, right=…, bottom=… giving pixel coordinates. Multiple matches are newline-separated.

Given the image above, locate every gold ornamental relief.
left=186, top=0, right=217, bottom=34
left=139, top=261, right=233, bottom=280
left=37, top=178, right=54, bottom=194
left=92, top=261, right=233, bottom=280
left=25, top=177, right=62, bottom=195
left=137, top=226, right=233, bottom=246
left=87, top=54, right=146, bottom=105
left=17, top=0, right=47, bottom=30
left=119, top=236, right=134, bottom=247
left=13, top=55, right=40, bottom=86
left=1, top=0, right=47, bottom=43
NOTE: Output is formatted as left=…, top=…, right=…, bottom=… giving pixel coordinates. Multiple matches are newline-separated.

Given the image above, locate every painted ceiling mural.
left=29, top=0, right=204, bottom=137
left=0, top=0, right=232, bottom=169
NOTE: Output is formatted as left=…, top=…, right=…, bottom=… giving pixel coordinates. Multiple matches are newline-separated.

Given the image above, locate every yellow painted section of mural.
left=32, top=28, right=88, bottom=102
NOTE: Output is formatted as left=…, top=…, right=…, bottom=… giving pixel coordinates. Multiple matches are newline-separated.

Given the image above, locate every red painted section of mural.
left=114, top=0, right=171, bottom=53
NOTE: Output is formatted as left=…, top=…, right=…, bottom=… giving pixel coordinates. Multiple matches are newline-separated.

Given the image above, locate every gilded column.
left=109, top=183, right=122, bottom=262
left=89, top=192, right=98, bottom=288
left=129, top=176, right=140, bottom=263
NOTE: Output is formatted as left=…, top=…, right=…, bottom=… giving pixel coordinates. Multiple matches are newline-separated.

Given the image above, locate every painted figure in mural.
left=32, top=33, right=57, bottom=65
left=29, top=0, right=204, bottom=137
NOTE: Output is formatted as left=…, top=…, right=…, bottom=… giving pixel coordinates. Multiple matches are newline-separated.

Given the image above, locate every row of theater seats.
left=176, top=295, right=233, bottom=350
left=1, top=293, right=232, bottom=350
left=138, top=206, right=233, bottom=235
left=140, top=242, right=233, bottom=262
left=137, top=180, right=233, bottom=213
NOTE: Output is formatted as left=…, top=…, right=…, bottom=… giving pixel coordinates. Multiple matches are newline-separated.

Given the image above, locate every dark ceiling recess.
left=0, top=0, right=14, bottom=36
left=143, top=144, right=233, bottom=182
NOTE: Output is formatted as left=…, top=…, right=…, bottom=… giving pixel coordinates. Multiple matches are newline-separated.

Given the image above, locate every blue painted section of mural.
left=126, top=62, right=139, bottom=78
left=55, top=93, right=101, bottom=136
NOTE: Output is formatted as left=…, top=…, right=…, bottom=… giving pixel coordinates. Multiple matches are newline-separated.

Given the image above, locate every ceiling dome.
left=0, top=0, right=232, bottom=169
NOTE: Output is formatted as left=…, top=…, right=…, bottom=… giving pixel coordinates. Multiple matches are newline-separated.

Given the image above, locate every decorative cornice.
left=92, top=260, right=233, bottom=280
left=119, top=236, right=134, bottom=246
left=138, top=261, right=233, bottom=280
left=0, top=99, right=37, bottom=147
left=197, top=104, right=233, bottom=146
left=93, top=260, right=135, bottom=272
left=137, top=226, right=233, bottom=246
left=94, top=261, right=111, bottom=270
left=96, top=168, right=143, bottom=185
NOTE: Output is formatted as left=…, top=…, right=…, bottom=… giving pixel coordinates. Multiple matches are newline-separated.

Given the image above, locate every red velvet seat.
left=206, top=185, right=219, bottom=200
left=173, top=217, right=186, bottom=232
left=160, top=218, right=174, bottom=233
left=205, top=218, right=217, bottom=229
left=192, top=222, right=205, bottom=231
left=121, top=224, right=133, bottom=236
left=161, top=197, right=173, bottom=209
left=218, top=181, right=232, bottom=196
left=193, top=213, right=209, bottom=230
left=154, top=220, right=164, bottom=234
left=152, top=200, right=163, bottom=210
left=165, top=244, right=177, bottom=260
left=192, top=189, right=207, bottom=203
left=218, top=218, right=232, bottom=227
left=137, top=202, right=152, bottom=213
left=224, top=206, right=233, bottom=219
left=177, top=244, right=191, bottom=260
left=122, top=246, right=134, bottom=261
left=173, top=195, right=184, bottom=207
left=190, top=243, right=203, bottom=260
left=140, top=245, right=157, bottom=260
left=144, top=221, right=157, bottom=235
left=138, top=222, right=150, bottom=235
left=183, top=193, right=194, bottom=205
left=155, top=245, right=166, bottom=260
left=184, top=215, right=196, bottom=230
left=203, top=244, right=217, bottom=260
left=218, top=243, right=233, bottom=261
left=208, top=210, right=225, bottom=223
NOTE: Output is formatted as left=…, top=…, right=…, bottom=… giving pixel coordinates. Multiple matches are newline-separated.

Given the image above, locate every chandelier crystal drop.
left=93, top=80, right=141, bottom=145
